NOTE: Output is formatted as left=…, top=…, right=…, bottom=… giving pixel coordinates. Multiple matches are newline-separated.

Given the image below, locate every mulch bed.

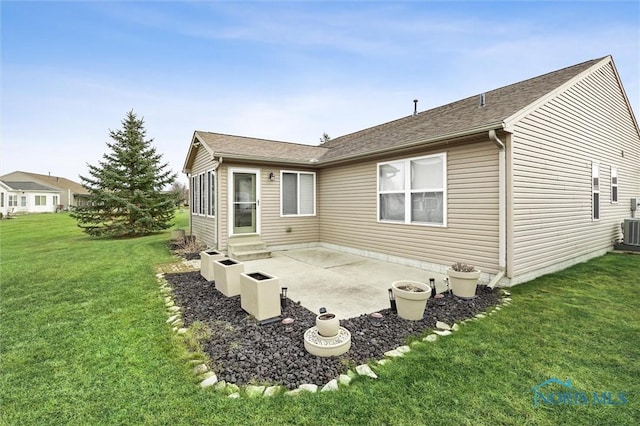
left=164, top=270, right=500, bottom=390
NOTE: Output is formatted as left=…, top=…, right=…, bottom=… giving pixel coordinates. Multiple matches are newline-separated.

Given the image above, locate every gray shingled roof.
left=1, top=181, right=58, bottom=191
left=195, top=132, right=329, bottom=163
left=194, top=57, right=603, bottom=166
left=0, top=171, right=89, bottom=194
left=20, top=172, right=89, bottom=195
left=319, top=57, right=604, bottom=162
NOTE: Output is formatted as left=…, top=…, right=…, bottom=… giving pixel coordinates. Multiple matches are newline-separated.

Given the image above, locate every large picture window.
left=281, top=171, right=315, bottom=216
left=378, top=153, right=446, bottom=226
left=35, top=195, right=46, bottom=206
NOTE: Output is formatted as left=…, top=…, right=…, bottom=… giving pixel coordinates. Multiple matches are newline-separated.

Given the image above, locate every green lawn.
left=1, top=213, right=638, bottom=425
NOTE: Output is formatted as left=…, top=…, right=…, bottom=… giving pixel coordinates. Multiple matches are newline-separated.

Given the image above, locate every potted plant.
left=447, top=262, right=480, bottom=299
left=391, top=280, right=431, bottom=320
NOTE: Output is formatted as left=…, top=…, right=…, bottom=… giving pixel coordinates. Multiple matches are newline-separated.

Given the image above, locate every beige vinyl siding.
left=260, top=167, right=320, bottom=247
left=188, top=146, right=217, bottom=248
left=216, top=162, right=320, bottom=251
left=318, top=139, right=500, bottom=274
left=511, top=62, right=640, bottom=280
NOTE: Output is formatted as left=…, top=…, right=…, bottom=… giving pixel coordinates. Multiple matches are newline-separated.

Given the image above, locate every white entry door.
left=229, top=168, right=260, bottom=235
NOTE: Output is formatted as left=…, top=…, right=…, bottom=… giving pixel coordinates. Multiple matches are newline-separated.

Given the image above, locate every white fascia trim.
left=503, top=56, right=611, bottom=132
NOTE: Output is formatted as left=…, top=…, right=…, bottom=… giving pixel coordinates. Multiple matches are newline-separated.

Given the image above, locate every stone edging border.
left=157, top=263, right=512, bottom=399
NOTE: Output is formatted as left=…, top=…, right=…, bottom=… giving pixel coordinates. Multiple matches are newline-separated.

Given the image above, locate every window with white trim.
left=207, top=170, right=216, bottom=216
left=21, top=196, right=27, bottom=207
left=0, top=192, right=4, bottom=207
left=35, top=195, right=46, bottom=206
left=281, top=171, right=316, bottom=216
left=378, top=153, right=446, bottom=226
left=191, top=171, right=216, bottom=216
left=8, top=195, right=18, bottom=207
left=199, top=173, right=206, bottom=215
left=191, top=175, right=198, bottom=214
left=611, top=167, right=618, bottom=204
left=592, top=162, right=600, bottom=221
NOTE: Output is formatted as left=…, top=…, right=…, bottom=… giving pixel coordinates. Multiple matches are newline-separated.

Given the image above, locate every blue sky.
left=2, top=1, right=639, bottom=185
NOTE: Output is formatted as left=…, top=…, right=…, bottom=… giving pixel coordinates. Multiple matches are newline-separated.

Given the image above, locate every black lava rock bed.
left=165, top=271, right=500, bottom=390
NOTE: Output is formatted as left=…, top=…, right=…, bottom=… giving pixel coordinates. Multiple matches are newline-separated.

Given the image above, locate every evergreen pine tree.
left=71, top=111, right=177, bottom=237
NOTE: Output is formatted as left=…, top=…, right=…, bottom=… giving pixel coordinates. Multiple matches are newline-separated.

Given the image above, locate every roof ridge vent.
left=479, top=93, right=486, bottom=107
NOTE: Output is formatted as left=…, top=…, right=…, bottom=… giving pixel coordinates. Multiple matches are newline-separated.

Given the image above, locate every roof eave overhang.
left=502, top=56, right=612, bottom=132
left=182, top=132, right=216, bottom=174
left=318, top=122, right=506, bottom=166
left=214, top=153, right=321, bottom=168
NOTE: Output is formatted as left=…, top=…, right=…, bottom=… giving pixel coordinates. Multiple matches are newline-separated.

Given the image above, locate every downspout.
left=488, top=129, right=506, bottom=288
left=186, top=172, right=193, bottom=238
left=212, top=157, right=222, bottom=249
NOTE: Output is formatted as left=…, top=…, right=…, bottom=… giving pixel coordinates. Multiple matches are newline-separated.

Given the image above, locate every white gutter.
left=322, top=122, right=504, bottom=166
left=488, top=129, right=506, bottom=288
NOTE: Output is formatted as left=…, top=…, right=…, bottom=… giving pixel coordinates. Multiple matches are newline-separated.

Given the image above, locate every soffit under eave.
left=502, top=56, right=612, bottom=132
left=182, top=132, right=216, bottom=174
left=214, top=154, right=321, bottom=169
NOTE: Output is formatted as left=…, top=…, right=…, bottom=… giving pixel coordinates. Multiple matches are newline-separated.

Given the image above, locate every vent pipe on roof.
left=413, top=99, right=418, bottom=116
left=479, top=93, right=486, bottom=107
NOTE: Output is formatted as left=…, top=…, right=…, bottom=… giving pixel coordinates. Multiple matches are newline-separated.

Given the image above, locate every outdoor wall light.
left=280, top=287, right=288, bottom=309
left=269, top=172, right=276, bottom=181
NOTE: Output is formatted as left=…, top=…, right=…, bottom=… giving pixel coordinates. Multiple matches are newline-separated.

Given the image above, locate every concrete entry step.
left=228, top=235, right=272, bottom=261
left=232, top=249, right=272, bottom=261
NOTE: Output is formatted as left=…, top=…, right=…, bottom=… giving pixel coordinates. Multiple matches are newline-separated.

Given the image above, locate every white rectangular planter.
left=213, top=258, right=244, bottom=297
left=200, top=250, right=226, bottom=281
left=240, top=271, right=281, bottom=321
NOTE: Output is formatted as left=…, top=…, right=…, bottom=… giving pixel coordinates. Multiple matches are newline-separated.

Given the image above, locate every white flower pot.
left=391, top=280, right=431, bottom=321
left=316, top=313, right=340, bottom=337
left=200, top=250, right=225, bottom=281
left=240, top=271, right=281, bottom=321
left=213, top=258, right=244, bottom=297
left=447, top=268, right=480, bottom=299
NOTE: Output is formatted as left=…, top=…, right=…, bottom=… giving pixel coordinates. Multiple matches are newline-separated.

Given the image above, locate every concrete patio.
left=242, top=247, right=448, bottom=319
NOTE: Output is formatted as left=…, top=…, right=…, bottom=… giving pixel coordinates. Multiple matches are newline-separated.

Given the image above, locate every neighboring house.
left=0, top=181, right=12, bottom=217
left=182, top=55, right=640, bottom=286
left=0, top=171, right=89, bottom=210
left=0, top=180, right=61, bottom=214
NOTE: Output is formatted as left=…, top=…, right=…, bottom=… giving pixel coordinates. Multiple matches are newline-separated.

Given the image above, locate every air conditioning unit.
left=623, top=219, right=640, bottom=246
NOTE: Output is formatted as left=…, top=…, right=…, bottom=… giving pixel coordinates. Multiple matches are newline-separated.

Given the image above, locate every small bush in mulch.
left=164, top=271, right=500, bottom=390
left=167, top=240, right=206, bottom=261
